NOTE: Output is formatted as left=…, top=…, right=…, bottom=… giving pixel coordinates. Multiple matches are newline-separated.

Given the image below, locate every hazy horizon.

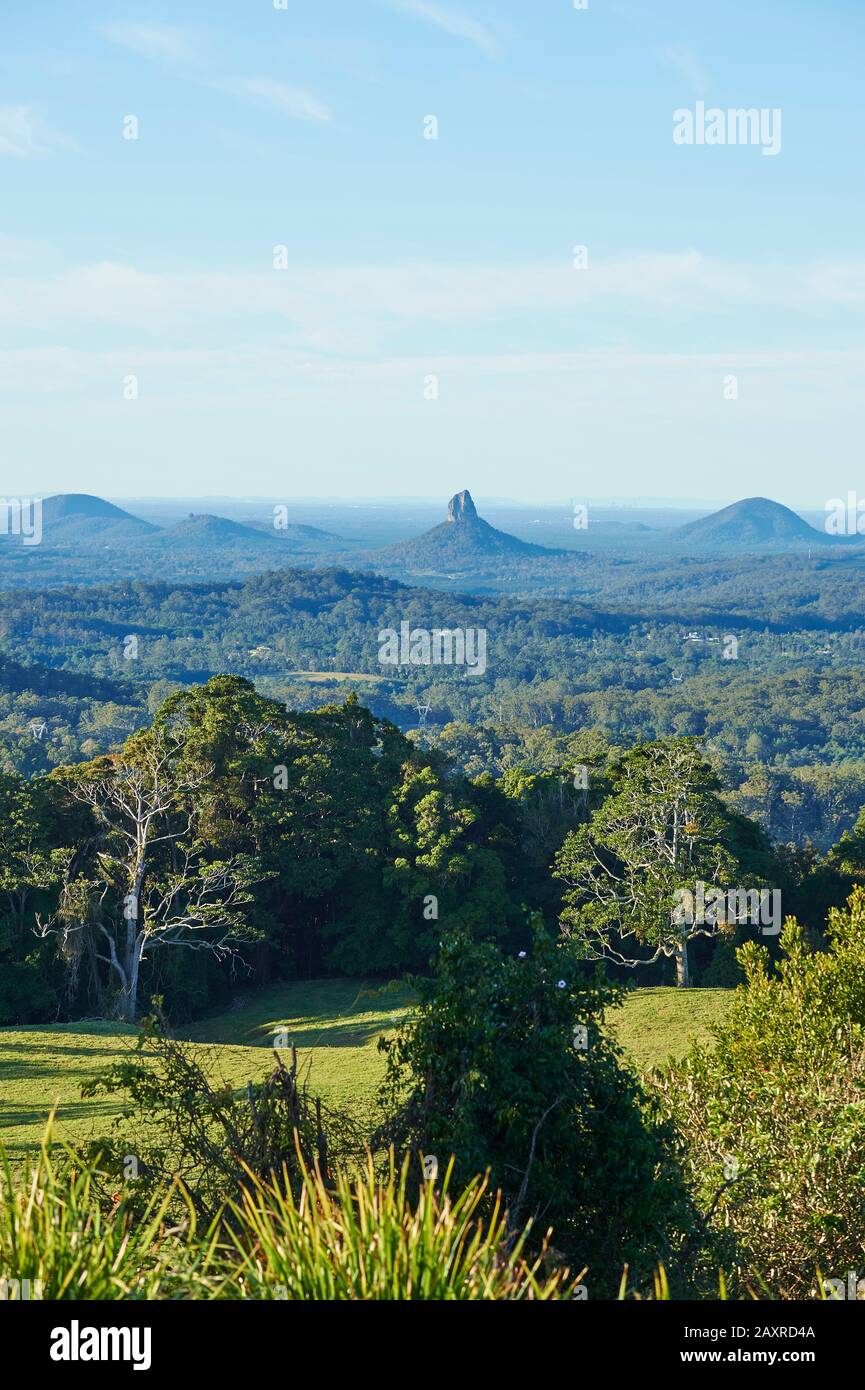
left=3, top=489, right=844, bottom=516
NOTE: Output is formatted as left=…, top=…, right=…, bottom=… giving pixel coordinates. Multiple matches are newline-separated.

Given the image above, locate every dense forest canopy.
left=2, top=560, right=865, bottom=850
left=3, top=672, right=865, bottom=1027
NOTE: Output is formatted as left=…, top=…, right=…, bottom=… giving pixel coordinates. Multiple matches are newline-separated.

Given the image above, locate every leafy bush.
left=653, top=889, right=865, bottom=1298
left=81, top=1012, right=363, bottom=1218
left=377, top=918, right=700, bottom=1295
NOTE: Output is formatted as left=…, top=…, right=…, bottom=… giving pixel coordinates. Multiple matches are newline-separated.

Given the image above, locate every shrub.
left=376, top=918, right=700, bottom=1295
left=80, top=1011, right=362, bottom=1219
left=652, top=889, right=865, bottom=1298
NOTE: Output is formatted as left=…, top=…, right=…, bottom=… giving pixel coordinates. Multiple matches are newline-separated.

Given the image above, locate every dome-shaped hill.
left=41, top=493, right=145, bottom=523
left=672, top=497, right=832, bottom=548
left=158, top=514, right=279, bottom=546
left=37, top=494, right=157, bottom=542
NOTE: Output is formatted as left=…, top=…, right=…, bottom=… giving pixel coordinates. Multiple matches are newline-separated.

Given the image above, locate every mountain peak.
left=673, top=496, right=830, bottom=549
left=375, top=490, right=561, bottom=570
left=447, top=489, right=478, bottom=523
left=42, top=493, right=138, bottom=522
left=38, top=493, right=157, bottom=537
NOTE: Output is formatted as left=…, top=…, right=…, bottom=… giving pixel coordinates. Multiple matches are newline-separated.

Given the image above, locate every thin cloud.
left=216, top=77, right=331, bottom=124
left=0, top=106, right=77, bottom=159
left=390, top=0, right=498, bottom=60
left=4, top=253, right=865, bottom=336
left=97, top=23, right=196, bottom=63
left=97, top=23, right=330, bottom=123
left=660, top=43, right=709, bottom=96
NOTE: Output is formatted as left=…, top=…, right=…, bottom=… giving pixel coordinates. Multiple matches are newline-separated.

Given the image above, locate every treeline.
left=4, top=675, right=865, bottom=1026
left=0, top=678, right=575, bottom=1023
left=8, top=566, right=865, bottom=686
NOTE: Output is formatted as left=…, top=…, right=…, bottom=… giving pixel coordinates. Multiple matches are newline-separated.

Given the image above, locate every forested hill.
left=2, top=562, right=865, bottom=848
left=0, top=654, right=131, bottom=701
left=3, top=551, right=865, bottom=673
left=0, top=567, right=609, bottom=682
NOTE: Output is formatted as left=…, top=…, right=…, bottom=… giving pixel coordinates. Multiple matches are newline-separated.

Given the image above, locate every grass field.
left=609, top=986, right=733, bottom=1073
left=284, top=670, right=385, bottom=684
left=0, top=981, right=733, bottom=1161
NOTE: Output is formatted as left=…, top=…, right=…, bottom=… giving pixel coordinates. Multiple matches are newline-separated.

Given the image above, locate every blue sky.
left=2, top=0, right=864, bottom=503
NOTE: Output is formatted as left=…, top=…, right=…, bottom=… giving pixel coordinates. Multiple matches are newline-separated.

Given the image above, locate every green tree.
left=0, top=773, right=61, bottom=1022
left=554, top=739, right=759, bottom=986
left=45, top=710, right=260, bottom=1021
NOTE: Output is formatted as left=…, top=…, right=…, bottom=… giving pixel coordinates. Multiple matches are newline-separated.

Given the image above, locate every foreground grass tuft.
left=0, top=1129, right=575, bottom=1301
left=0, top=1122, right=218, bottom=1300
left=226, top=1152, right=574, bottom=1301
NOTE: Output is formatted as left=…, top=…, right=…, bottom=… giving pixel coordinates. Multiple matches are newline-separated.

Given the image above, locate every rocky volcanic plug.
left=375, top=489, right=562, bottom=570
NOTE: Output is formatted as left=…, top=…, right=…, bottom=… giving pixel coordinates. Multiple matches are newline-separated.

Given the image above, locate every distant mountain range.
left=0, top=493, right=355, bottom=588
left=672, top=497, right=840, bottom=549
left=374, top=489, right=564, bottom=570
left=2, top=492, right=857, bottom=597
left=15, top=495, right=343, bottom=549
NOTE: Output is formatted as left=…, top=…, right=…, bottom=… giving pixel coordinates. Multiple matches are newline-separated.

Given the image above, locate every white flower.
left=557, top=979, right=566, bottom=989
left=518, top=951, right=526, bottom=959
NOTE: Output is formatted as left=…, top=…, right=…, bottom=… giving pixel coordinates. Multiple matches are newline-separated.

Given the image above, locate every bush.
left=652, top=889, right=865, bottom=1298
left=377, top=918, right=700, bottom=1295
left=80, top=1011, right=363, bottom=1219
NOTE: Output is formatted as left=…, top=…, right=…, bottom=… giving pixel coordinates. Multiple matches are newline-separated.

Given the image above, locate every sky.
left=1, top=0, right=864, bottom=505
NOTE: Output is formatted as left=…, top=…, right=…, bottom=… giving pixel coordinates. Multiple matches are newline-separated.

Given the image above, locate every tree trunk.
left=121, top=857, right=146, bottom=1021
left=126, top=945, right=141, bottom=1021
left=675, top=936, right=690, bottom=988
